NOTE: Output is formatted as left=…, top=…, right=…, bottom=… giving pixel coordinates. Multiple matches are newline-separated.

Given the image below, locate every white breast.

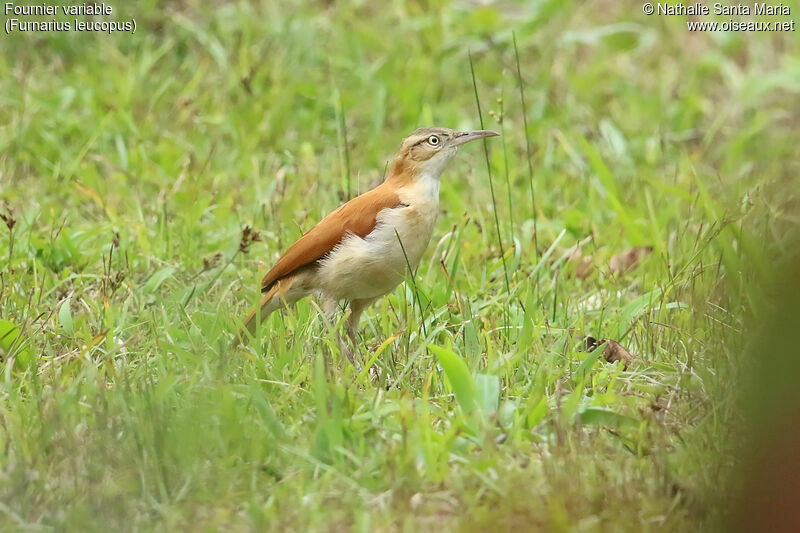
left=315, top=173, right=440, bottom=302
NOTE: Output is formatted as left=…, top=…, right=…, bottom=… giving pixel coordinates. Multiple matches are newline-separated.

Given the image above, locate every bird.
left=242, top=126, right=499, bottom=361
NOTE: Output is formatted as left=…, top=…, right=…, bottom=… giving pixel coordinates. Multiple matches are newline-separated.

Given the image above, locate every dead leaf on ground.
left=566, top=245, right=653, bottom=280
left=566, top=247, right=594, bottom=280
left=609, top=246, right=653, bottom=276
left=584, top=336, right=634, bottom=369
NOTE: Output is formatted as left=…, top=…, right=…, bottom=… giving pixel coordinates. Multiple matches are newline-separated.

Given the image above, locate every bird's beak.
left=451, top=129, right=500, bottom=147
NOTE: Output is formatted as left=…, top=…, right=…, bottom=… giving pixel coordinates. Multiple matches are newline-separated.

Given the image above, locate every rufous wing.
left=261, top=182, right=403, bottom=292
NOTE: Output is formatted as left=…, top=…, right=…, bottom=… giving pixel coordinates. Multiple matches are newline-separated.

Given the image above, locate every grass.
left=1, top=0, right=798, bottom=530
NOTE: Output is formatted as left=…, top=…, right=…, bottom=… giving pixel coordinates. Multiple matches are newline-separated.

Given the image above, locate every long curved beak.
left=451, top=129, right=500, bottom=147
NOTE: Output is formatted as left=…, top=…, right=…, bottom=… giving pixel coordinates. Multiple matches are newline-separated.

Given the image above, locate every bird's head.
left=388, top=126, right=499, bottom=182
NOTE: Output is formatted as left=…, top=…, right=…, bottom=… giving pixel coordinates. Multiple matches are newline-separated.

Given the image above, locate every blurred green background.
left=0, top=0, right=798, bottom=530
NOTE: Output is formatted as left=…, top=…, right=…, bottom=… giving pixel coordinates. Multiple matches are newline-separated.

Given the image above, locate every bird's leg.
left=337, top=335, right=359, bottom=368
left=318, top=296, right=353, bottom=370
left=344, top=297, right=384, bottom=377
left=346, top=297, right=376, bottom=345
left=336, top=297, right=376, bottom=368
left=321, top=297, right=340, bottom=323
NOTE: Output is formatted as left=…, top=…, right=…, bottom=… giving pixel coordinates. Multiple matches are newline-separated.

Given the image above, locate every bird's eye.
left=428, top=135, right=440, bottom=146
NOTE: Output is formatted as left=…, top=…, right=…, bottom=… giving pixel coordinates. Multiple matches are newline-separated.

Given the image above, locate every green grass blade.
left=429, top=344, right=478, bottom=415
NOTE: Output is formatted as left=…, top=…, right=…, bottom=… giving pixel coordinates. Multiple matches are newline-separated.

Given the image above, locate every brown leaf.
left=565, top=243, right=652, bottom=280
left=565, top=247, right=594, bottom=280
left=584, top=336, right=633, bottom=369
left=609, top=246, right=653, bottom=276
left=602, top=339, right=633, bottom=368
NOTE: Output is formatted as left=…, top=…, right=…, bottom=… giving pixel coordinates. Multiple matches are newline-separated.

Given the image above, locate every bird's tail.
left=241, top=276, right=301, bottom=341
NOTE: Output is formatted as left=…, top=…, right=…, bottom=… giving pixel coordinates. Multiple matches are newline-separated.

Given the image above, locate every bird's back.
left=260, top=181, right=404, bottom=292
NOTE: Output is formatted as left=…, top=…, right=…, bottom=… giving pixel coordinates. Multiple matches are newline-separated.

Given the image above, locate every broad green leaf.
left=498, top=400, right=517, bottom=429
left=144, top=267, right=175, bottom=294
left=517, top=289, right=535, bottom=349
left=0, top=319, right=33, bottom=370
left=579, top=407, right=638, bottom=429
left=464, top=320, right=481, bottom=365
left=0, top=320, right=21, bottom=353
left=430, top=344, right=478, bottom=414
left=59, top=296, right=74, bottom=335
left=475, top=373, right=499, bottom=415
